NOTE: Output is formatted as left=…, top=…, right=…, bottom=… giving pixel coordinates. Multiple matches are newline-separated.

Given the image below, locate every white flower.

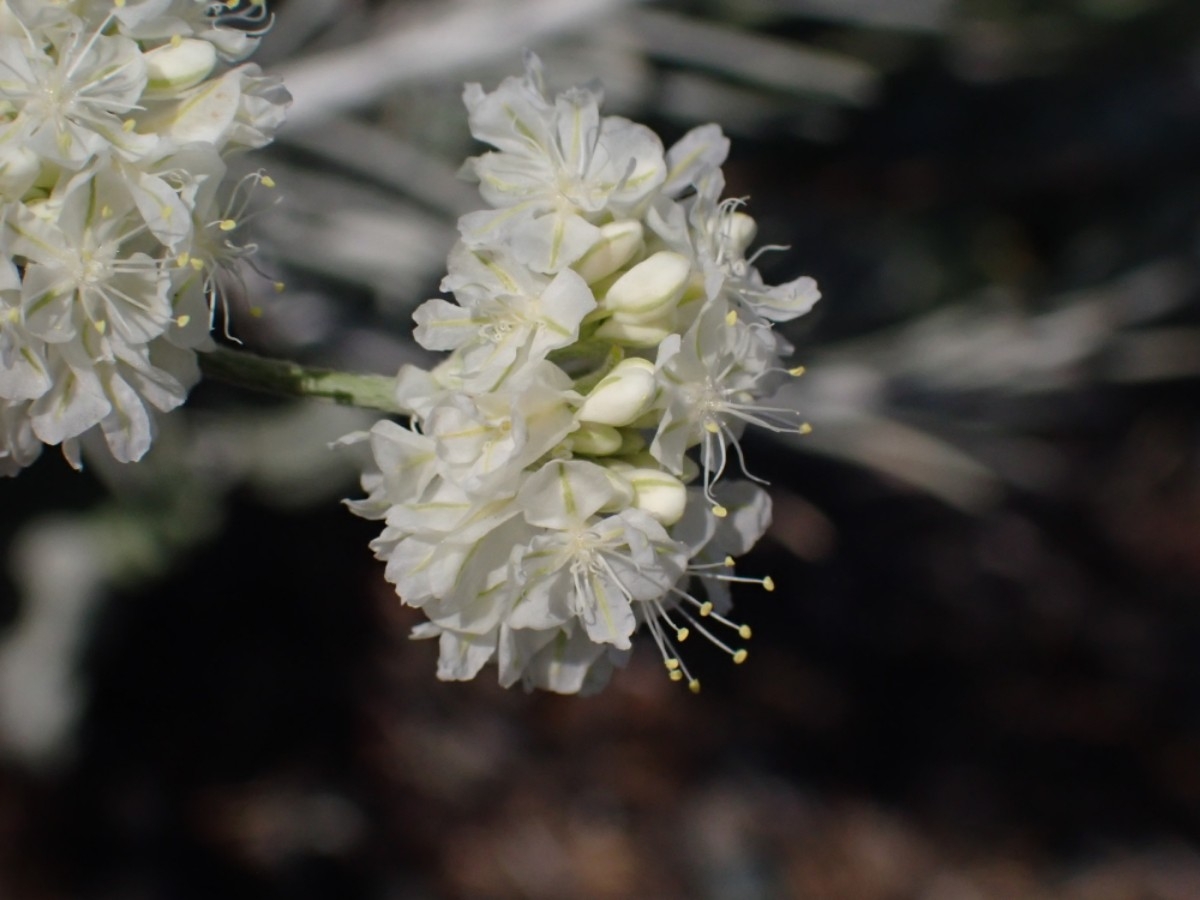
left=414, top=243, right=595, bottom=391
left=423, top=361, right=577, bottom=495
left=135, top=63, right=289, bottom=153
left=510, top=460, right=687, bottom=649
left=0, top=23, right=148, bottom=168
left=499, top=624, right=627, bottom=695
left=651, top=301, right=808, bottom=513
left=458, top=53, right=667, bottom=273
left=0, top=0, right=286, bottom=473
left=650, top=129, right=821, bottom=324
left=7, top=165, right=173, bottom=349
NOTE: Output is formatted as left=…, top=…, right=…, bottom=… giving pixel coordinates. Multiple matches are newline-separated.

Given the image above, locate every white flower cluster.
left=350, top=55, right=820, bottom=695
left=0, top=0, right=287, bottom=473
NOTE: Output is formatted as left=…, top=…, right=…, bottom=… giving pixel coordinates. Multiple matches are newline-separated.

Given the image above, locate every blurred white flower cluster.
left=350, top=55, right=820, bottom=695
left=0, top=0, right=287, bottom=473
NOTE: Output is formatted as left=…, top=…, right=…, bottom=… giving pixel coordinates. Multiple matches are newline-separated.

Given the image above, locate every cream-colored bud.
left=571, top=422, right=623, bottom=456
left=574, top=220, right=644, bottom=284
left=626, top=468, right=688, bottom=525
left=594, top=317, right=673, bottom=348
left=143, top=39, right=218, bottom=96
left=603, top=251, right=690, bottom=324
left=726, top=212, right=757, bottom=258
left=577, top=358, right=656, bottom=427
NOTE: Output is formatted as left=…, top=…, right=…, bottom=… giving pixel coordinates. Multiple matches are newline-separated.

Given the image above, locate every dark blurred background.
left=3, top=0, right=1200, bottom=896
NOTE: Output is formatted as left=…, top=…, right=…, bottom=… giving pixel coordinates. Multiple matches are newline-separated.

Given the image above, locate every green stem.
left=199, top=345, right=405, bottom=414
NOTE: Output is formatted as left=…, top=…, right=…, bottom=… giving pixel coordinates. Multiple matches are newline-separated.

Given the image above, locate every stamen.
left=676, top=607, right=747, bottom=662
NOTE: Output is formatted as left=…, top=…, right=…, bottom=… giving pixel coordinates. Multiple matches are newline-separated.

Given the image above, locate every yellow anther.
left=798, top=422, right=813, bottom=435
left=218, top=219, right=236, bottom=232
left=189, top=258, right=204, bottom=271
left=115, top=0, right=126, bottom=7
left=712, top=505, right=728, bottom=518
left=669, top=669, right=683, bottom=682
left=100, top=205, right=112, bottom=218
left=94, top=320, right=107, bottom=334
left=161, top=205, right=173, bottom=220
left=5, top=308, right=20, bottom=324
left=176, top=252, right=190, bottom=267
left=699, top=601, right=713, bottom=617
left=665, top=658, right=680, bottom=671
left=688, top=679, right=702, bottom=694
left=122, top=119, right=135, bottom=132
left=725, top=309, right=737, bottom=326
left=738, top=625, right=752, bottom=640
left=676, top=627, right=689, bottom=642
left=733, top=649, right=748, bottom=665
left=724, top=555, right=735, bottom=567
left=272, top=281, right=285, bottom=293
left=763, top=576, right=775, bottom=592
left=170, top=34, right=182, bottom=47
left=175, top=315, right=190, bottom=328
left=789, top=365, right=806, bottom=376
left=704, top=421, right=720, bottom=434
left=249, top=306, right=264, bottom=318
left=261, top=175, right=276, bottom=188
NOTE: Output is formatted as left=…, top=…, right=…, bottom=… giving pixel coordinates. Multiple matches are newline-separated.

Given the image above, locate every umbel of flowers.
left=0, top=0, right=288, bottom=473
left=349, top=55, right=821, bottom=695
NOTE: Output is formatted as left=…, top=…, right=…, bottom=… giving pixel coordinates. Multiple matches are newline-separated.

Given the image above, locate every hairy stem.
left=198, top=345, right=404, bottom=414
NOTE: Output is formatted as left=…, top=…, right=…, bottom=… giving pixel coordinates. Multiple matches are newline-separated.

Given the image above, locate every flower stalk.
left=198, top=346, right=406, bottom=414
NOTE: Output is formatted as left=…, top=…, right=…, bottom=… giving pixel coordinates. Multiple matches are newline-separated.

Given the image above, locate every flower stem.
left=198, top=345, right=404, bottom=414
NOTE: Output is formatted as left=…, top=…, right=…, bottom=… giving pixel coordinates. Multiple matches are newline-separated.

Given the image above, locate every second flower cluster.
left=349, top=55, right=819, bottom=695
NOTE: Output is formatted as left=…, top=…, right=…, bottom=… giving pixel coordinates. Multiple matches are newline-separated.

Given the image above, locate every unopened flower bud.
left=602, top=251, right=690, bottom=324
left=576, top=357, right=656, bottom=427
left=626, top=468, right=688, bottom=525
left=571, top=421, right=623, bottom=456
left=726, top=211, right=757, bottom=258
left=573, top=220, right=644, bottom=284
left=594, top=317, right=673, bottom=348
left=143, top=39, right=218, bottom=96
